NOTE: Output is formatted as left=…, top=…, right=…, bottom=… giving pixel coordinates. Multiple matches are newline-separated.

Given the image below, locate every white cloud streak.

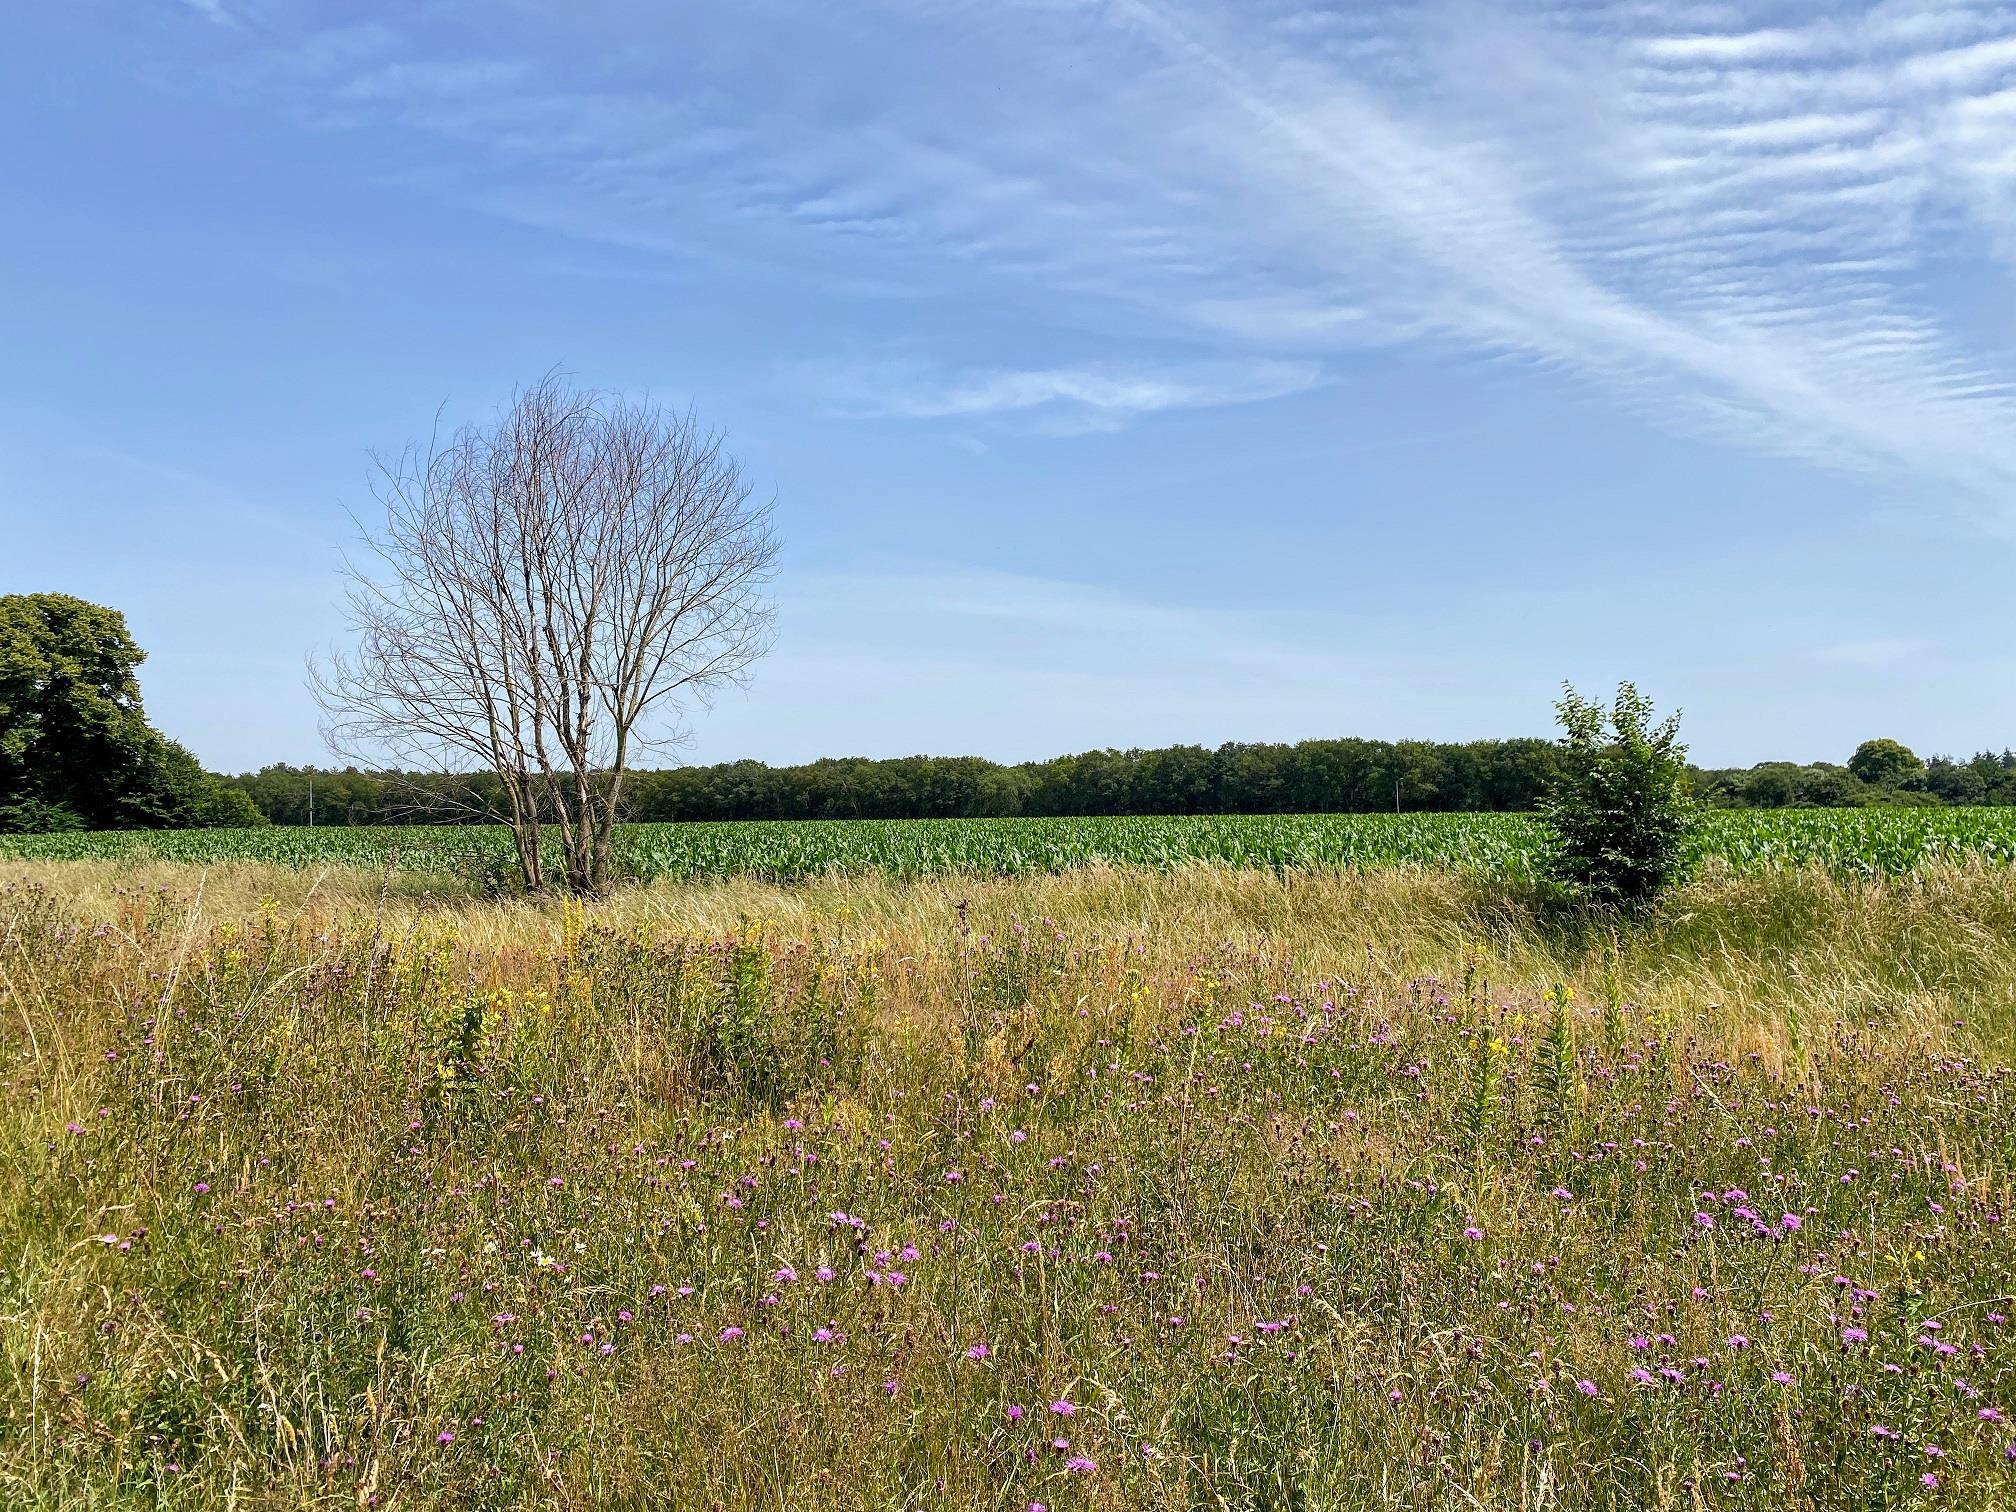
left=804, top=357, right=1325, bottom=427
left=167, top=0, right=2016, bottom=507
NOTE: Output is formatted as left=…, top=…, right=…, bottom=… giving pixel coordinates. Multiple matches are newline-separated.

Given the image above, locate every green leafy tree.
left=2, top=593, right=163, bottom=830
left=1847, top=738, right=1924, bottom=789
left=1539, top=683, right=1698, bottom=908
left=0, top=593, right=255, bottom=832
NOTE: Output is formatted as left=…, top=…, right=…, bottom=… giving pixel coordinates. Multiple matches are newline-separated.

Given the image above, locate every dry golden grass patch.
left=5, top=858, right=2016, bottom=1506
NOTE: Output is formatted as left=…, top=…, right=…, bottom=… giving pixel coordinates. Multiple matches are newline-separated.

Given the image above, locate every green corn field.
left=4, top=807, right=2015, bottom=882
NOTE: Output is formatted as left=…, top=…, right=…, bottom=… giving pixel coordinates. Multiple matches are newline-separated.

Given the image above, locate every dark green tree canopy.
left=0, top=593, right=260, bottom=832
left=1847, top=738, right=1924, bottom=789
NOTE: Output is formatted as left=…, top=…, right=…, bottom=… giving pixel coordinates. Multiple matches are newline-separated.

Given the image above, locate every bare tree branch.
left=310, top=374, right=779, bottom=893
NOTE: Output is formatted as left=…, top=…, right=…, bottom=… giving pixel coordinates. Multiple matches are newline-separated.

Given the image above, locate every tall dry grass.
left=16, top=857, right=2016, bottom=1051
left=3, top=860, right=2015, bottom=1507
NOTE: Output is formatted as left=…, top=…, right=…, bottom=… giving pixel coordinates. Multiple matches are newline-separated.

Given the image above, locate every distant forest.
left=222, top=738, right=2016, bottom=826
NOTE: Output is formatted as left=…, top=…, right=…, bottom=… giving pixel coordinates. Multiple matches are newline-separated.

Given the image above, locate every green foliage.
left=1692, top=749, right=2016, bottom=809
left=1462, top=1025, right=1505, bottom=1160
left=219, top=737, right=1570, bottom=825
left=0, top=796, right=85, bottom=834
left=1597, top=938, right=1627, bottom=1056
left=1709, top=761, right=1870, bottom=809
left=186, top=780, right=267, bottom=828
left=0, top=594, right=250, bottom=831
left=1, top=593, right=165, bottom=828
left=12, top=807, right=2016, bottom=880
left=211, top=738, right=2016, bottom=829
left=1536, top=983, right=1580, bottom=1134
left=1539, top=683, right=1699, bottom=908
left=151, top=737, right=272, bottom=829
left=1849, top=737, right=1926, bottom=789
left=1923, top=751, right=2016, bottom=805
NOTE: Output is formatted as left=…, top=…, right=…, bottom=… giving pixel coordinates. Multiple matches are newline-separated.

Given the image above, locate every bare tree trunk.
left=313, top=374, right=778, bottom=894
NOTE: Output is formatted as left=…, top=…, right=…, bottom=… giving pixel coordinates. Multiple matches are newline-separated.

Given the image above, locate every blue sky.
left=4, top=0, right=2015, bottom=773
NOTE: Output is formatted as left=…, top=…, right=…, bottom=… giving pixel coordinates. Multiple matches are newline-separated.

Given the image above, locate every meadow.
left=7, top=854, right=2016, bottom=1508
left=4, top=805, right=2016, bottom=884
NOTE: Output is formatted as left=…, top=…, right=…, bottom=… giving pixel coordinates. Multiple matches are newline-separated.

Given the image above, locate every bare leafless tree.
left=313, top=375, right=779, bottom=893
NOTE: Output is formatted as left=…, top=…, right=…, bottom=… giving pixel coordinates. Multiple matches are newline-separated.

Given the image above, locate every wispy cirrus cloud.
left=151, top=0, right=2016, bottom=501
left=1094, top=0, right=2016, bottom=499
left=801, top=356, right=1326, bottom=429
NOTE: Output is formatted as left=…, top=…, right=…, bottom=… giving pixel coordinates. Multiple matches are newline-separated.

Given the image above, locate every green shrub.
left=0, top=797, right=85, bottom=834
left=188, top=779, right=267, bottom=828
left=1539, top=682, right=1698, bottom=908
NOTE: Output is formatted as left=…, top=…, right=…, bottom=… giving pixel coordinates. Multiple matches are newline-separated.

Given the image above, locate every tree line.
left=8, top=588, right=2009, bottom=838
left=216, top=737, right=2016, bottom=828
left=224, top=740, right=1554, bottom=825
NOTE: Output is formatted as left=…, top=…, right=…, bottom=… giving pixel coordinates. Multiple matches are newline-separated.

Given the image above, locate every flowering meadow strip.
left=4, top=878, right=2016, bottom=1506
